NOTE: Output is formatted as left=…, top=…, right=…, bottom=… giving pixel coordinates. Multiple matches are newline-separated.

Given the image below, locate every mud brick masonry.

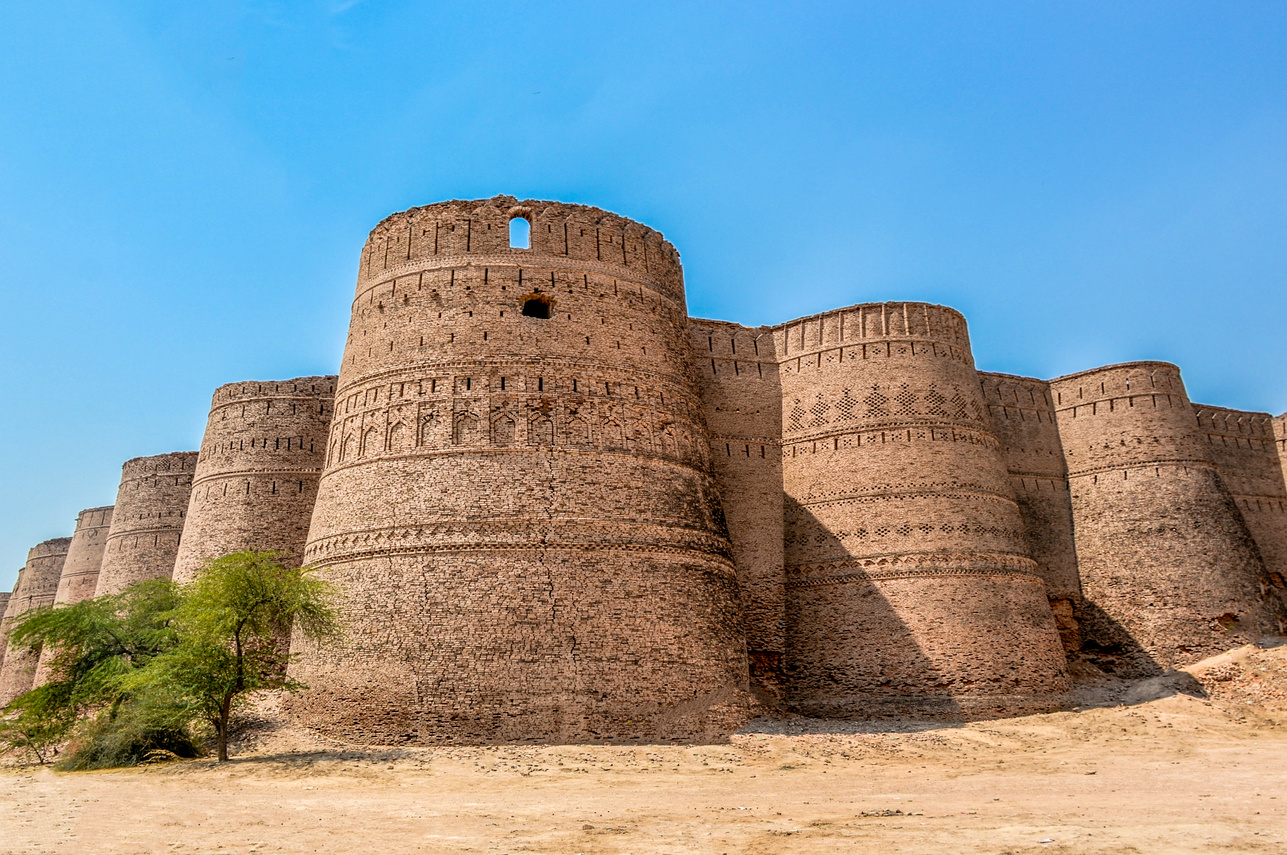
left=3, top=197, right=1285, bottom=735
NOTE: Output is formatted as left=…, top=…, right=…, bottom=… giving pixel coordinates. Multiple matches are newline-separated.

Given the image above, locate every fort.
left=2, top=196, right=1284, bottom=742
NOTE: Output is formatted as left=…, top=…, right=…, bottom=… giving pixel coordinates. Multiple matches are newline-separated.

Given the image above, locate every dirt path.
left=4, top=650, right=1286, bottom=854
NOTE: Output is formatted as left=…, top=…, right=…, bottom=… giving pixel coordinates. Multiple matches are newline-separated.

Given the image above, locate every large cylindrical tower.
left=173, top=376, right=337, bottom=583
left=778, top=302, right=1070, bottom=720
left=290, top=197, right=749, bottom=743
left=0, top=538, right=71, bottom=703
left=1193, top=404, right=1287, bottom=594
left=32, top=506, right=115, bottom=685
left=53, top=506, right=114, bottom=605
left=1051, top=363, right=1286, bottom=676
left=95, top=452, right=197, bottom=596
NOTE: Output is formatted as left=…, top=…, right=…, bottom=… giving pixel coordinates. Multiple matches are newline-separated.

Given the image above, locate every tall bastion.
left=3, top=196, right=1285, bottom=743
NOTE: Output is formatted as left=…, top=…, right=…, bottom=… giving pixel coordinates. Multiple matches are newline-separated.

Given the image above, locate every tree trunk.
left=217, top=694, right=233, bottom=761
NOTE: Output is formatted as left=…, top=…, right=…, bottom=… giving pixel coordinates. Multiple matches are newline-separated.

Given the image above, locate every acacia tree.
left=1, top=579, right=183, bottom=764
left=128, top=551, right=339, bottom=761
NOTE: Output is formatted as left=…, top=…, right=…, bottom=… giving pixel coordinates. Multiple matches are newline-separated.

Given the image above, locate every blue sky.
left=2, top=1, right=1285, bottom=587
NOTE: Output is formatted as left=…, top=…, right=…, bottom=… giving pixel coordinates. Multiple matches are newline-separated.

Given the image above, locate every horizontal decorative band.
left=304, top=518, right=733, bottom=566
left=192, top=468, right=324, bottom=487
left=1066, top=459, right=1216, bottom=479
left=355, top=253, right=679, bottom=309
left=786, top=551, right=1040, bottom=589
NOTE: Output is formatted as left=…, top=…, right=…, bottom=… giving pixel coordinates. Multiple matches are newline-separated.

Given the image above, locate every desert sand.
left=2, top=644, right=1285, bottom=855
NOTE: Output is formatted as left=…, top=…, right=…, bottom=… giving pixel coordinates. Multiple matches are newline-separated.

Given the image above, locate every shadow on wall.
left=782, top=497, right=964, bottom=722
left=1075, top=599, right=1165, bottom=679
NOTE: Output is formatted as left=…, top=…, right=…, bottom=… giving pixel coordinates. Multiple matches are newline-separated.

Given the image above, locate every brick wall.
left=980, top=372, right=1082, bottom=650
left=688, top=318, right=785, bottom=696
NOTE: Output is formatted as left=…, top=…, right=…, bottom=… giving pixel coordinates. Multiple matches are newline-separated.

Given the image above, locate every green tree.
left=127, top=551, right=339, bottom=761
left=1, top=579, right=182, bottom=764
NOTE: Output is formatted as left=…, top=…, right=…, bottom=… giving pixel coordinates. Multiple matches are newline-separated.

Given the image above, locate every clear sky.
left=2, top=1, right=1285, bottom=589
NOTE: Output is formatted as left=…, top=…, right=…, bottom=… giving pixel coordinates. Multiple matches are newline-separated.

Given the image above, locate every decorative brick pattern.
left=778, top=302, right=1071, bottom=719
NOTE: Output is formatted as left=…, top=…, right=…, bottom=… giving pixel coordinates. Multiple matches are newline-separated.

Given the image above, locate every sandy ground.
left=2, top=645, right=1286, bottom=855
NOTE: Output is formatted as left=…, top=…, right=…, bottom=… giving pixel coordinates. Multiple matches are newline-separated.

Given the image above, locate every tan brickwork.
left=1051, top=363, right=1287, bottom=677
left=688, top=318, right=785, bottom=697
left=9, top=194, right=1287, bottom=739
left=53, top=506, right=114, bottom=605
left=0, top=591, right=8, bottom=673
left=173, top=377, right=336, bottom=583
left=95, top=453, right=197, bottom=596
left=0, top=538, right=70, bottom=704
left=1193, top=404, right=1287, bottom=592
left=980, top=372, right=1082, bottom=651
left=777, top=303, right=1071, bottom=719
left=288, top=197, right=751, bottom=744
left=31, top=506, right=114, bottom=685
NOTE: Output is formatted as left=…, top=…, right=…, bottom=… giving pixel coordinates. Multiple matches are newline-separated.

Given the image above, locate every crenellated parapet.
left=357, top=196, right=686, bottom=314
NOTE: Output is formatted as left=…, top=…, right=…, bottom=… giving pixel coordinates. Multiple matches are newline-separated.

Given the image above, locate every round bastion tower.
left=778, top=303, right=1071, bottom=719
left=1051, top=363, right=1286, bottom=676
left=290, top=197, right=750, bottom=743
left=0, top=538, right=71, bottom=704
left=95, top=452, right=197, bottom=596
left=52, top=506, right=114, bottom=605
left=32, top=506, right=114, bottom=685
left=173, top=377, right=337, bottom=583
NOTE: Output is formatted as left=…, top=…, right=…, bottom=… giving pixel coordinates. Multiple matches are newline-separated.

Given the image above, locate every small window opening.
left=509, top=216, right=531, bottom=249
left=521, top=294, right=552, bottom=319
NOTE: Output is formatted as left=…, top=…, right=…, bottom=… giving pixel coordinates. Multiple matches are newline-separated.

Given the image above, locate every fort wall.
left=0, top=538, right=71, bottom=704
left=1277, top=414, right=1287, bottom=531
left=980, top=372, right=1081, bottom=651
left=776, top=302, right=1070, bottom=719
left=95, top=453, right=197, bottom=596
left=688, top=318, right=785, bottom=695
left=173, top=377, right=337, bottom=583
left=1050, top=363, right=1286, bottom=676
left=289, top=198, right=750, bottom=744
left=0, top=570, right=20, bottom=675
